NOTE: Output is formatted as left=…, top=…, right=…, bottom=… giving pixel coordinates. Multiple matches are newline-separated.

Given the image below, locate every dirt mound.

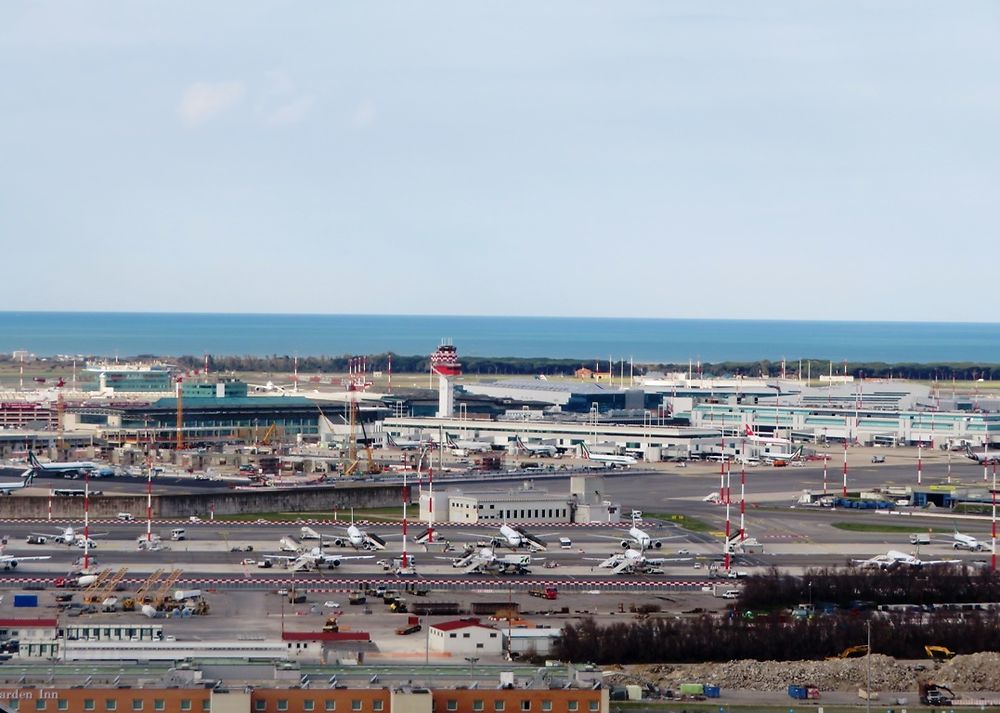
left=608, top=653, right=998, bottom=693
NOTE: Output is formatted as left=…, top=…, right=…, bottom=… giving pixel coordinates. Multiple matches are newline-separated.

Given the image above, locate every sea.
left=1, top=312, right=999, bottom=364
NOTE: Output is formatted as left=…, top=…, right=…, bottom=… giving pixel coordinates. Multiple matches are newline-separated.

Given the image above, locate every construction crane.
left=151, top=569, right=183, bottom=609
left=359, top=418, right=382, bottom=475
left=175, top=377, right=184, bottom=451
left=56, top=390, right=66, bottom=454
left=84, top=567, right=128, bottom=605
left=80, top=569, right=112, bottom=604
left=341, top=398, right=361, bottom=476
left=122, top=569, right=164, bottom=611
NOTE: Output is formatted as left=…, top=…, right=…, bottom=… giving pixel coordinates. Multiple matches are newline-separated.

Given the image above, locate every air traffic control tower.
left=430, top=341, right=461, bottom=418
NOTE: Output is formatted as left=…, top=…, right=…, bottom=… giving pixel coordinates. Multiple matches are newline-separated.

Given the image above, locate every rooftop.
left=431, top=618, right=495, bottom=632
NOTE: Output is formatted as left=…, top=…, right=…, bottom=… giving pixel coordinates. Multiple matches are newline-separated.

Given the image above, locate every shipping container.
left=13, top=594, right=38, bottom=608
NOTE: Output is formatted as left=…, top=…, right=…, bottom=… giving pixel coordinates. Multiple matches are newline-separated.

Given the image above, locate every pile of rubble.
left=607, top=653, right=1000, bottom=693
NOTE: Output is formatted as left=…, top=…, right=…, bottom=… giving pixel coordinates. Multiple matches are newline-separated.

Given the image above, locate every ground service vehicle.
left=788, top=685, right=821, bottom=700
left=529, top=587, right=558, bottom=600
left=919, top=683, right=955, bottom=706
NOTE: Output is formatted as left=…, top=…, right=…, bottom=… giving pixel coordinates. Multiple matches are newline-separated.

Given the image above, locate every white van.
left=116, top=512, right=134, bottom=522
left=170, top=528, right=187, bottom=541
left=721, top=589, right=741, bottom=599
left=559, top=537, right=573, bottom=550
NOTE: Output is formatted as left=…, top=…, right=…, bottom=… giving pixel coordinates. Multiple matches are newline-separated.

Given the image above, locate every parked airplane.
left=248, top=380, right=290, bottom=393
left=300, top=519, right=387, bottom=551
left=446, top=435, right=493, bottom=453
left=514, top=436, right=558, bottom=457
left=964, top=446, right=1000, bottom=466
left=385, top=433, right=428, bottom=451
left=0, top=552, right=51, bottom=570
left=450, top=546, right=534, bottom=574
left=593, top=548, right=689, bottom=575
left=0, top=471, right=35, bottom=495
left=580, top=443, right=637, bottom=467
left=953, top=531, right=985, bottom=551
left=742, top=424, right=792, bottom=445
left=852, top=550, right=961, bottom=570
left=291, top=547, right=374, bottom=571
left=27, top=452, right=98, bottom=477
left=761, top=448, right=803, bottom=465
left=598, top=511, right=680, bottom=551
left=31, top=526, right=107, bottom=546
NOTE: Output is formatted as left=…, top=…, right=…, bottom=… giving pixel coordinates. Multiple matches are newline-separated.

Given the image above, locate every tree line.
left=555, top=610, right=1000, bottom=664
left=740, top=565, right=1000, bottom=609
left=6, top=353, right=999, bottom=381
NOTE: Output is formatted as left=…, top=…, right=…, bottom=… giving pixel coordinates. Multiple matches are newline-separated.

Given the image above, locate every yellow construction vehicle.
left=828, top=644, right=870, bottom=660
left=925, top=645, right=956, bottom=661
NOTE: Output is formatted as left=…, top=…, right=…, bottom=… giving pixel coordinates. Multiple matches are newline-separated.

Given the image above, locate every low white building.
left=504, top=628, right=561, bottom=657
left=419, top=476, right=621, bottom=525
left=428, top=618, right=503, bottom=656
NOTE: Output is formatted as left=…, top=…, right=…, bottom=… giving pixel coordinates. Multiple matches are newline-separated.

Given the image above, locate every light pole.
left=865, top=620, right=872, bottom=713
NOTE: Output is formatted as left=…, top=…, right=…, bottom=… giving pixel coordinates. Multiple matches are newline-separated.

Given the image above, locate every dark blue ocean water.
left=1, top=312, right=998, bottom=363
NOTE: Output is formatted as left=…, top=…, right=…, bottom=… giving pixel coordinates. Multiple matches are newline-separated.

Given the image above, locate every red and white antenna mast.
left=427, top=465, right=435, bottom=544
left=400, top=468, right=410, bottom=571
left=83, top=471, right=91, bottom=570
left=739, top=445, right=746, bottom=541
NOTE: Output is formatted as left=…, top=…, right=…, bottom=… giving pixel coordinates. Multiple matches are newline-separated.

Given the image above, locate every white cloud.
left=266, top=96, right=314, bottom=126
left=353, top=99, right=376, bottom=128
left=177, top=81, right=245, bottom=126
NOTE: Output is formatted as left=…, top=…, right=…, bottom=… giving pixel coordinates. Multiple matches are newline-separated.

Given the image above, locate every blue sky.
left=2, top=2, right=997, bottom=320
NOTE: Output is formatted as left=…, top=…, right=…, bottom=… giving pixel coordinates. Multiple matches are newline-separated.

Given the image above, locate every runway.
left=0, top=451, right=993, bottom=592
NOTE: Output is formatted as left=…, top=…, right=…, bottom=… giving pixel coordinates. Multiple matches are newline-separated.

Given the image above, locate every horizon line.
left=2, top=310, right=1000, bottom=327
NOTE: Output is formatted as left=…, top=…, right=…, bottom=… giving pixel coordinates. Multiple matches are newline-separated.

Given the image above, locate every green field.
left=645, top=513, right=713, bottom=533
left=831, top=521, right=931, bottom=534
left=213, top=507, right=404, bottom=522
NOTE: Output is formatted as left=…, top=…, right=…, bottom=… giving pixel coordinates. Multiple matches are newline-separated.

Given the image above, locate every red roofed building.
left=281, top=630, right=371, bottom=663
left=429, top=618, right=502, bottom=656
left=0, top=618, right=59, bottom=659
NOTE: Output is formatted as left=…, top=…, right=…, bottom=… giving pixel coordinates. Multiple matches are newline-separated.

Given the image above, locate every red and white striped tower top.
left=430, top=344, right=461, bottom=377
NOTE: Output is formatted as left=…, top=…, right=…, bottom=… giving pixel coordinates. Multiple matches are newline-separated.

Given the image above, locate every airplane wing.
left=644, top=556, right=692, bottom=565
left=8, top=556, right=51, bottom=563
left=922, top=558, right=963, bottom=565
left=322, top=555, right=375, bottom=564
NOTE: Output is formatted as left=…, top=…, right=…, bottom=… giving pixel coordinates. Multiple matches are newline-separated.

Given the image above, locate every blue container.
left=13, top=594, right=38, bottom=608
left=704, top=686, right=721, bottom=698
left=787, top=685, right=807, bottom=700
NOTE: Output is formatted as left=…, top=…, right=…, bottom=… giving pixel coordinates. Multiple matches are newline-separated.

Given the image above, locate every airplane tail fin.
left=514, top=436, right=525, bottom=450
left=27, top=452, right=40, bottom=469
left=744, top=424, right=754, bottom=437
left=385, top=433, right=397, bottom=447
left=23, top=472, right=35, bottom=487
left=581, top=443, right=591, bottom=459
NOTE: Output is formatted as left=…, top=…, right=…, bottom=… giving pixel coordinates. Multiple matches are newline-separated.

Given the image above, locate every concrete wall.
left=3, top=485, right=401, bottom=518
